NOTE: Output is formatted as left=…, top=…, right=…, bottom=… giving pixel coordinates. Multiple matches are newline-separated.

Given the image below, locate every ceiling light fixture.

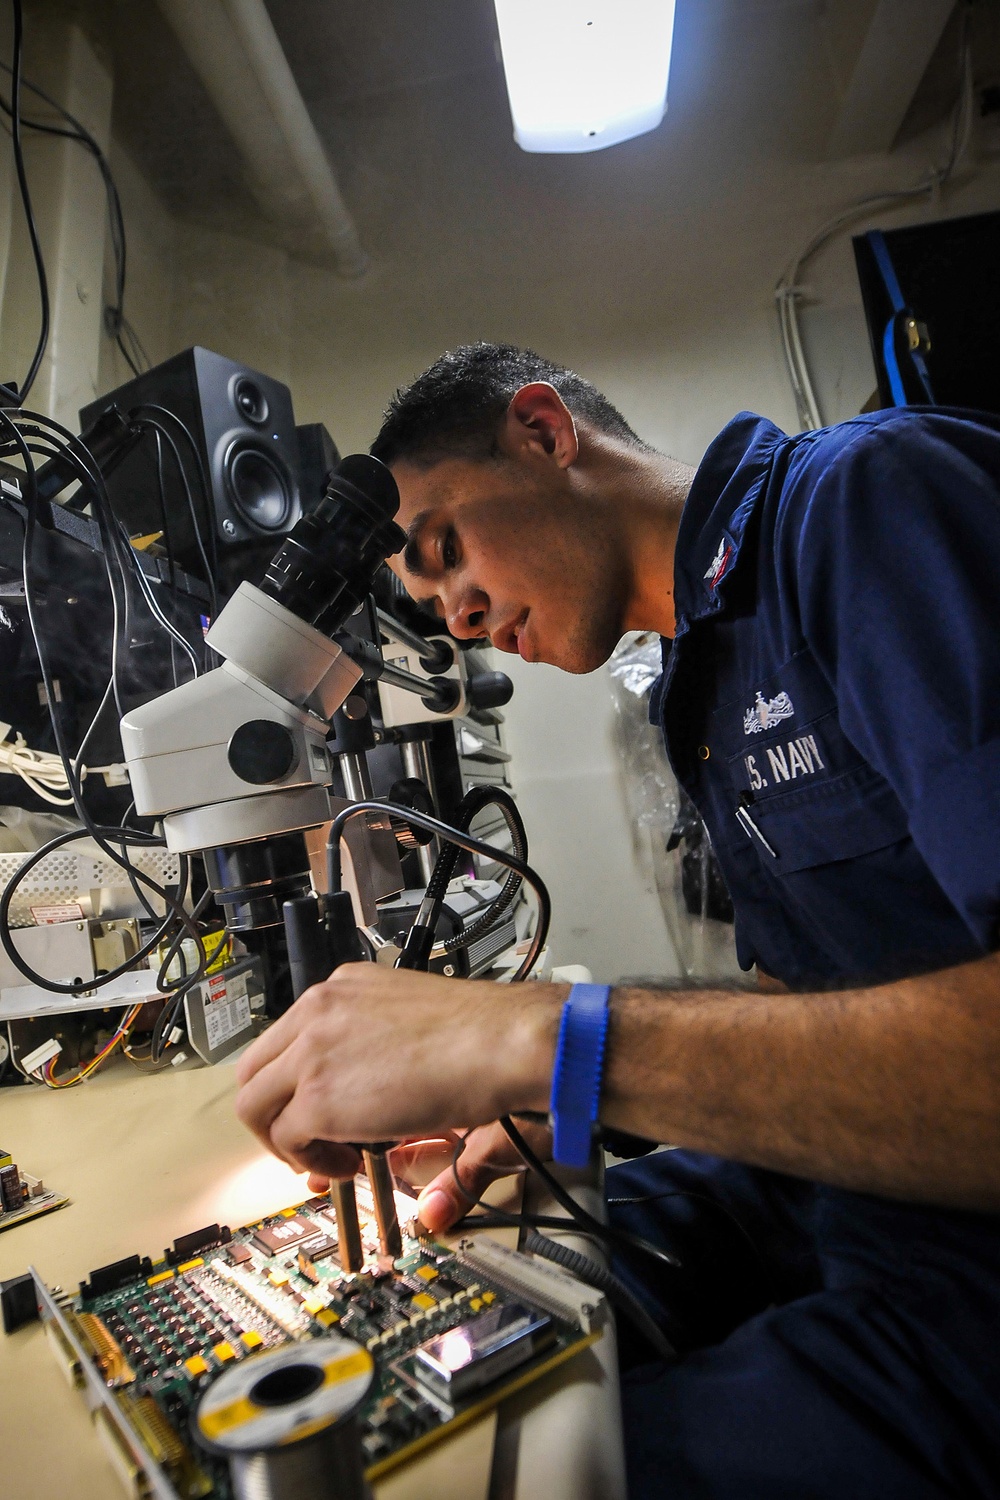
left=494, top=0, right=677, bottom=154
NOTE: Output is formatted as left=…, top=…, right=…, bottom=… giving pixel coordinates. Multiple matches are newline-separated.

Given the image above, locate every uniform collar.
left=673, top=412, right=787, bottom=628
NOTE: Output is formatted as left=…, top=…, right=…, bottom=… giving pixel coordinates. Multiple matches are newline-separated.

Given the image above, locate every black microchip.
left=227, top=1244, right=253, bottom=1265
left=304, top=1236, right=338, bottom=1261
left=427, top=1275, right=463, bottom=1300
left=251, top=1215, right=316, bottom=1256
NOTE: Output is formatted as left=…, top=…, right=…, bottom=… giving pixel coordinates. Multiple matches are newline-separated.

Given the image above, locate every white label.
left=30, top=903, right=84, bottom=925
left=204, top=992, right=252, bottom=1051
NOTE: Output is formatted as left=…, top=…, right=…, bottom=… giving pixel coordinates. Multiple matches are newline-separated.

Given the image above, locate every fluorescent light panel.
left=494, top=1, right=677, bottom=154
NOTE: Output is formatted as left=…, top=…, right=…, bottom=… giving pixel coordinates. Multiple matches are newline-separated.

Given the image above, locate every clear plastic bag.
left=608, top=634, right=742, bottom=982
left=607, top=633, right=679, bottom=834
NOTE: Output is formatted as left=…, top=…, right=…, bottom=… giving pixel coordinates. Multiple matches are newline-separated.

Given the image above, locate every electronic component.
left=0, top=1153, right=68, bottom=1234
left=457, top=1234, right=606, bottom=1334
left=78, top=1313, right=135, bottom=1386
left=297, top=1237, right=339, bottom=1285
left=166, top=1224, right=230, bottom=1265
left=304, top=1235, right=339, bottom=1261
left=250, top=1214, right=317, bottom=1256
left=24, top=1182, right=601, bottom=1496
left=1, top=1271, right=39, bottom=1334
left=413, top=1303, right=555, bottom=1400
left=0, top=1162, right=25, bottom=1211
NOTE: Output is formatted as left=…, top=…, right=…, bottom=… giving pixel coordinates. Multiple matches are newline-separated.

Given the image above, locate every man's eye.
left=442, top=531, right=458, bottom=569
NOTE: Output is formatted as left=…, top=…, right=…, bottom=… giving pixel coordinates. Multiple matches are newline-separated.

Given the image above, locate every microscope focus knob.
left=228, top=719, right=298, bottom=784
left=464, top=670, right=514, bottom=710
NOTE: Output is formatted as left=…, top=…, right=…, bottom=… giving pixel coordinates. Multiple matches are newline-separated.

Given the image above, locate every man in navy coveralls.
left=235, top=344, right=1000, bottom=1498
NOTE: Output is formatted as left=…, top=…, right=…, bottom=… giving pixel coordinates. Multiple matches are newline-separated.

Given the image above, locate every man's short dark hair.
left=370, top=342, right=645, bottom=468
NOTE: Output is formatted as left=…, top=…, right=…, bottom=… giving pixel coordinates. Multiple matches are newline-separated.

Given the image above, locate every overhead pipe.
left=156, top=0, right=367, bottom=277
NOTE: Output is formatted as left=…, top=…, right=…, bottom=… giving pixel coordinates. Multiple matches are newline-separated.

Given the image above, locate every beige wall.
left=3, top=13, right=999, bottom=979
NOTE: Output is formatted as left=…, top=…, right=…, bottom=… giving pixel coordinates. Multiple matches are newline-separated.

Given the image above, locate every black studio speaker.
left=80, top=347, right=304, bottom=589
left=294, top=421, right=340, bottom=513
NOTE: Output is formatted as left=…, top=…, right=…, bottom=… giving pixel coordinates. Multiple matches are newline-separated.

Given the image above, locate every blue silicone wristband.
left=549, top=983, right=611, bottom=1168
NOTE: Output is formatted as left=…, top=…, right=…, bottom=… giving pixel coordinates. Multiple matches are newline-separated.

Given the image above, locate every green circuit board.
left=43, top=1179, right=598, bottom=1497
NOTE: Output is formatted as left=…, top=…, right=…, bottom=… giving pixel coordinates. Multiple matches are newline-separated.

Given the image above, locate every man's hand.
left=234, top=963, right=562, bottom=1181
left=390, top=1119, right=555, bottom=1233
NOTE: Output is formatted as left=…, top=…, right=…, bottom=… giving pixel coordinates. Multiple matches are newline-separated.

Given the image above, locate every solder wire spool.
left=193, top=1333, right=375, bottom=1500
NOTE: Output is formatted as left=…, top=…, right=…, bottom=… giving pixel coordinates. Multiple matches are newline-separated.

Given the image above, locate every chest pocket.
left=709, top=651, right=911, bottom=874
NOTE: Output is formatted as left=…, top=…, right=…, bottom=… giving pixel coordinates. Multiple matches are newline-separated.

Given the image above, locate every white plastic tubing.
left=156, top=0, right=367, bottom=276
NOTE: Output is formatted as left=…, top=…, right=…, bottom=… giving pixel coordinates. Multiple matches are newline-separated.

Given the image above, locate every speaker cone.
left=225, top=442, right=293, bottom=532
left=232, top=375, right=269, bottom=425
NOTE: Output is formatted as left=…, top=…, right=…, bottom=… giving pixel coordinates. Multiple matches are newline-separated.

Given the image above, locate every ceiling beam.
left=826, top=0, right=956, bottom=158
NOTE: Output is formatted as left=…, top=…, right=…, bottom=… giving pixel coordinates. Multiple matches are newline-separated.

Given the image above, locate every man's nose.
left=446, top=586, right=490, bottom=640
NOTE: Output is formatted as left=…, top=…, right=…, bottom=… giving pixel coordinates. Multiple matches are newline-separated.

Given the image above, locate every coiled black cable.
left=401, top=785, right=527, bottom=967
left=0, top=408, right=207, bottom=1009
left=521, top=1231, right=677, bottom=1364
left=327, top=800, right=549, bottom=983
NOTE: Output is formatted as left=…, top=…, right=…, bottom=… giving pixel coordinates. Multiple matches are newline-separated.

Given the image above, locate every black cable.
left=446, top=1126, right=681, bottom=1301
left=0, top=825, right=183, bottom=990
left=17, top=412, right=201, bottom=949
left=131, top=411, right=219, bottom=619
left=452, top=1209, right=605, bottom=1237
left=326, top=800, right=549, bottom=982
left=155, top=887, right=212, bottom=991
left=495, top=1119, right=680, bottom=1272
left=18, top=423, right=132, bottom=718
left=153, top=427, right=177, bottom=586
left=116, top=798, right=164, bottom=922
left=7, top=0, right=49, bottom=400
left=0, top=56, right=149, bottom=375
left=7, top=408, right=184, bottom=828
left=521, top=1231, right=677, bottom=1364
left=396, top=784, right=525, bottom=970
left=148, top=887, right=215, bottom=1063
left=105, top=500, right=200, bottom=679
left=0, top=411, right=205, bottom=996
left=604, top=1186, right=778, bottom=1306
left=130, top=405, right=220, bottom=605
left=25, top=416, right=199, bottom=689
left=423, top=786, right=527, bottom=957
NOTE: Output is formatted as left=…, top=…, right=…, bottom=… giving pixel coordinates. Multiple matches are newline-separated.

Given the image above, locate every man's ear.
left=502, top=383, right=579, bottom=468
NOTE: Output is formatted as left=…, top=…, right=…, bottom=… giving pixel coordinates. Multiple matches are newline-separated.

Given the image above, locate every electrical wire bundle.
left=0, top=723, right=124, bottom=806
left=0, top=0, right=150, bottom=390
left=31, top=1001, right=144, bottom=1089
left=0, top=401, right=211, bottom=1069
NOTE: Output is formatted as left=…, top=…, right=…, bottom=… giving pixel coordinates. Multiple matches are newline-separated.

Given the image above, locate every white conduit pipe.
left=156, top=0, right=367, bottom=277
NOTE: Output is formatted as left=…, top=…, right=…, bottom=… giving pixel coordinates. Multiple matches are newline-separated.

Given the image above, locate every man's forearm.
left=597, top=952, right=1000, bottom=1210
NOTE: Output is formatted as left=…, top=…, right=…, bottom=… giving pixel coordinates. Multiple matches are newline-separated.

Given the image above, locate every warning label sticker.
left=30, top=902, right=84, bottom=925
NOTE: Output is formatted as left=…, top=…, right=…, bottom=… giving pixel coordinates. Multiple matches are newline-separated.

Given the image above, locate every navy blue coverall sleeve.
left=784, top=413, right=1000, bottom=951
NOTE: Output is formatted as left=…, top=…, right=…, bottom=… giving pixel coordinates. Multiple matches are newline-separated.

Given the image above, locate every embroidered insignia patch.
left=703, top=538, right=733, bottom=589
left=743, top=690, right=795, bottom=735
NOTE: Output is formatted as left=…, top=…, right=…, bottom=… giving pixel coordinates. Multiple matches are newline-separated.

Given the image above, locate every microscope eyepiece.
left=260, top=454, right=406, bottom=635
